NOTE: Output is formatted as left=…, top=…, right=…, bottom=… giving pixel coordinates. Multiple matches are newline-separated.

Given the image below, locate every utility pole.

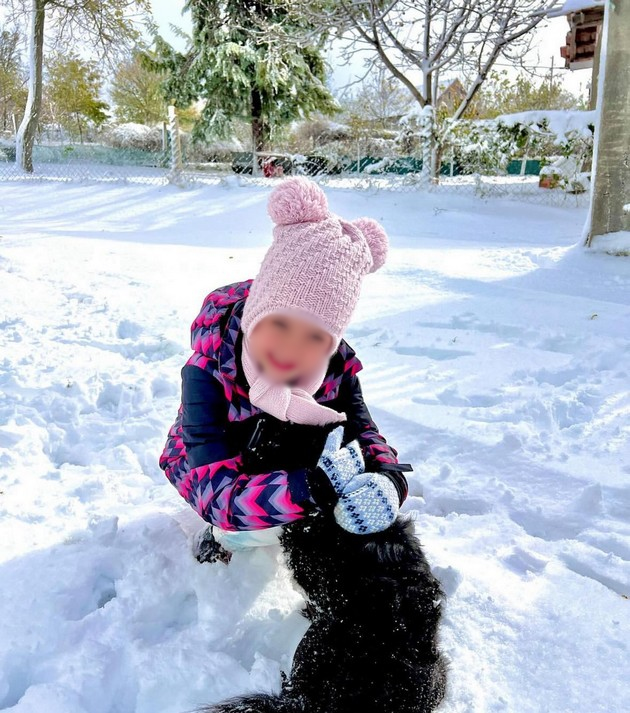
left=586, top=0, right=630, bottom=248
left=549, top=55, right=555, bottom=93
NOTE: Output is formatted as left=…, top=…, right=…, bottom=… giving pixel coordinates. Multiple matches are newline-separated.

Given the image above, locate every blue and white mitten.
left=315, top=425, right=365, bottom=494
left=333, top=472, right=399, bottom=534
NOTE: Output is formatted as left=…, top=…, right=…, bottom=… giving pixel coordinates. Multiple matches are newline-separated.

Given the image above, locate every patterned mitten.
left=315, top=425, right=365, bottom=494
left=333, top=472, right=399, bottom=534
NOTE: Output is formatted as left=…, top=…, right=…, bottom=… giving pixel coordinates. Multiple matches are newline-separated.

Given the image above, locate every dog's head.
left=279, top=512, right=443, bottom=617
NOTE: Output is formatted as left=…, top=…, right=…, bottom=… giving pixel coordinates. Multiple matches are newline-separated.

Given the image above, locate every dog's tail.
left=196, top=692, right=299, bottom=713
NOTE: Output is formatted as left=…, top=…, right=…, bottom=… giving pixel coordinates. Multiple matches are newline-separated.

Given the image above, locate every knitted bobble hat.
left=240, top=177, right=389, bottom=356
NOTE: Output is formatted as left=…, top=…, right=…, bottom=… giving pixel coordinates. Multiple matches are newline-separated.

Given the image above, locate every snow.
left=588, top=230, right=630, bottom=254
left=496, top=109, right=596, bottom=142
left=1, top=181, right=629, bottom=712
left=548, top=0, right=605, bottom=17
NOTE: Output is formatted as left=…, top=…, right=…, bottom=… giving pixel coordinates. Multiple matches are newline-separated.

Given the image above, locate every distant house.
left=436, top=79, right=466, bottom=114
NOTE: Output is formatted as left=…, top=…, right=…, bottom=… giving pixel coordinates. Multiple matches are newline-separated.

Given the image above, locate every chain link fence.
left=0, top=111, right=591, bottom=209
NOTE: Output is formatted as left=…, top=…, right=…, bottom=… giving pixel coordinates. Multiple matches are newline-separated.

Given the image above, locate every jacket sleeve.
left=175, top=364, right=316, bottom=531
left=337, top=373, right=411, bottom=506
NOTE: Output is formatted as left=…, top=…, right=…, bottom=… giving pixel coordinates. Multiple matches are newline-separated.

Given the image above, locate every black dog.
left=198, top=509, right=447, bottom=713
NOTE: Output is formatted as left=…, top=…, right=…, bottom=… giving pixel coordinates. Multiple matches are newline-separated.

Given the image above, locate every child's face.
left=248, top=313, right=333, bottom=384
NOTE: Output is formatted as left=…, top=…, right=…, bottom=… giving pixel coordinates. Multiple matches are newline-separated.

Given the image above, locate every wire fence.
left=0, top=117, right=591, bottom=209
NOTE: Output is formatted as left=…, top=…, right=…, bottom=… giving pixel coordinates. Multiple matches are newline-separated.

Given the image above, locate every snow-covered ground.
left=1, top=181, right=629, bottom=713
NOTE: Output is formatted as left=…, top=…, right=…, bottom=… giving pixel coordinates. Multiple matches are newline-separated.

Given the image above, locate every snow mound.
left=0, top=181, right=628, bottom=712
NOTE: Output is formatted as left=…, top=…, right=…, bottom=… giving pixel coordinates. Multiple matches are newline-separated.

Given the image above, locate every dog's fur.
left=198, top=511, right=447, bottom=713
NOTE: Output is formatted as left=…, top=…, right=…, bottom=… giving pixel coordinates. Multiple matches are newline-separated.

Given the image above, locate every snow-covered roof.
left=548, top=0, right=604, bottom=18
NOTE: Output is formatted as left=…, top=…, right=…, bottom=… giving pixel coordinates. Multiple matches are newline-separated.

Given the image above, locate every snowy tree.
left=45, top=53, right=109, bottom=142
left=318, top=1, right=558, bottom=117
left=110, top=51, right=167, bottom=126
left=8, top=0, right=150, bottom=172
left=306, top=0, right=558, bottom=176
left=150, top=0, right=339, bottom=156
left=339, top=64, right=414, bottom=131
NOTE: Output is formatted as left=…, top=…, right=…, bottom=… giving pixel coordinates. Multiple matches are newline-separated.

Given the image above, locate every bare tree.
left=339, top=64, right=414, bottom=127
left=9, top=0, right=150, bottom=172
left=302, top=0, right=557, bottom=175
left=321, top=0, right=557, bottom=118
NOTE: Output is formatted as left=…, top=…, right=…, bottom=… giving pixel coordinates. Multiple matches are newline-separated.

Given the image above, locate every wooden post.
left=586, top=0, right=630, bottom=246
left=589, top=21, right=603, bottom=111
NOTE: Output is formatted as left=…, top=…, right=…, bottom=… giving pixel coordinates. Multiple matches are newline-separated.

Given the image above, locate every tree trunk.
left=586, top=0, right=630, bottom=246
left=15, top=0, right=46, bottom=173
left=251, top=87, right=264, bottom=176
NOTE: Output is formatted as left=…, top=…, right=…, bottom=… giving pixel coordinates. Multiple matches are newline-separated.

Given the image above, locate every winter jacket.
left=159, top=279, right=411, bottom=532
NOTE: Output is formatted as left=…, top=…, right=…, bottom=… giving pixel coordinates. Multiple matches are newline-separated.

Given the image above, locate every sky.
left=149, top=0, right=591, bottom=100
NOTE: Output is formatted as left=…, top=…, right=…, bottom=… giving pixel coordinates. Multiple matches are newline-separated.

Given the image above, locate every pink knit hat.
left=240, top=177, right=389, bottom=356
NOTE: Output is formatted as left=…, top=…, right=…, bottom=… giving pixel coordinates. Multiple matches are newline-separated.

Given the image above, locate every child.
left=159, top=177, right=412, bottom=557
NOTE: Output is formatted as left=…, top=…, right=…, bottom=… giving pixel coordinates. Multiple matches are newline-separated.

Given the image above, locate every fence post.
left=167, top=105, right=184, bottom=184
left=520, top=136, right=531, bottom=176
left=474, top=173, right=483, bottom=197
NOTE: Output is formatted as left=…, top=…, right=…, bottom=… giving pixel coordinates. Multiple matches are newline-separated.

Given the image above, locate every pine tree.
left=151, top=0, right=339, bottom=152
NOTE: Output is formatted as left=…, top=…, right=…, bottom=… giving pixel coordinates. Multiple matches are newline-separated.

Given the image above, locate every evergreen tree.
left=45, top=53, right=109, bottom=142
left=151, top=0, right=339, bottom=152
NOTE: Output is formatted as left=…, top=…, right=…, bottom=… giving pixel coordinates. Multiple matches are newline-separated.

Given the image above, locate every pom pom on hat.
left=353, top=217, right=389, bottom=273
left=267, top=176, right=329, bottom=226
left=242, top=176, right=391, bottom=346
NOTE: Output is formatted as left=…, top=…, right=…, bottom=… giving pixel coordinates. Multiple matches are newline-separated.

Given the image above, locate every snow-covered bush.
left=0, top=133, right=15, bottom=162
left=184, top=138, right=244, bottom=163
left=498, top=110, right=595, bottom=189
left=439, top=119, right=527, bottom=175
left=397, top=105, right=434, bottom=156
left=101, top=123, right=166, bottom=151
left=439, top=109, right=595, bottom=179
left=363, top=156, right=397, bottom=174
left=289, top=119, right=352, bottom=152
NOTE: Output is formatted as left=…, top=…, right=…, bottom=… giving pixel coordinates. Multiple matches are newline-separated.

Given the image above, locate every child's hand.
left=316, top=425, right=365, bottom=494
left=333, top=472, right=399, bottom=534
